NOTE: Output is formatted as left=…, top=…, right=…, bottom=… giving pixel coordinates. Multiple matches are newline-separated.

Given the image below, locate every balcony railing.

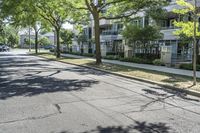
left=101, top=30, right=122, bottom=36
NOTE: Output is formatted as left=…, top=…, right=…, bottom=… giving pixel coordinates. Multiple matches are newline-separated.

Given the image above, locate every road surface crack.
left=54, top=104, right=62, bottom=113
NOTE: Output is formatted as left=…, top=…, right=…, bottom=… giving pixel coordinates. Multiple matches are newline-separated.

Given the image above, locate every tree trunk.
left=35, top=30, right=38, bottom=54
left=193, top=0, right=197, bottom=85
left=29, top=27, right=31, bottom=52
left=93, top=12, right=102, bottom=65
left=56, top=27, right=61, bottom=58
left=197, top=40, right=200, bottom=64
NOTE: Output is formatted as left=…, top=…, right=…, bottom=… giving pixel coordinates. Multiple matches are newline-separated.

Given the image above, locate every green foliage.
left=105, top=0, right=167, bottom=19
left=146, top=7, right=168, bottom=23
left=180, top=63, right=200, bottom=71
left=38, top=37, right=51, bottom=46
left=153, top=59, right=165, bottom=66
left=119, top=57, right=153, bottom=64
left=104, top=55, right=120, bottom=60
left=178, top=33, right=193, bottom=47
left=174, top=21, right=200, bottom=37
left=173, top=0, right=200, bottom=38
left=122, top=24, right=163, bottom=46
left=0, top=25, right=19, bottom=47
left=99, top=55, right=155, bottom=64
left=60, top=29, right=73, bottom=45
left=77, top=33, right=87, bottom=44
left=24, top=38, right=34, bottom=45
left=65, top=51, right=94, bottom=57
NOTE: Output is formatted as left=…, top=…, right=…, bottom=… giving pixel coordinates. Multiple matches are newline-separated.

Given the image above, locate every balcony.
left=100, top=30, right=123, bottom=41
left=99, top=19, right=111, bottom=26
left=160, top=28, right=179, bottom=40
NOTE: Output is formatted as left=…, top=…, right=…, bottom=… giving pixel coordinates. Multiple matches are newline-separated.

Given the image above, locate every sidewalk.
left=61, top=53, right=200, bottom=78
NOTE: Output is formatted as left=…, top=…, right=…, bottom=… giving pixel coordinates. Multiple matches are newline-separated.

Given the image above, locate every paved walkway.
left=61, top=53, right=200, bottom=78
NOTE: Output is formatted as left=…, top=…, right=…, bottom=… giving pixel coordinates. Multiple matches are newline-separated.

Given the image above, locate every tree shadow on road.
left=58, top=121, right=171, bottom=133
left=0, top=75, right=99, bottom=100
left=146, top=86, right=200, bottom=102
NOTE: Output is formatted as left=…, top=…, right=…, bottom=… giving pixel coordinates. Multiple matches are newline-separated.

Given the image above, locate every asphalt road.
left=1, top=49, right=200, bottom=133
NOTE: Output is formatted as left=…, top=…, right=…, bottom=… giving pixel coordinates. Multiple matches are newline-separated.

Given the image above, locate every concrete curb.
left=34, top=54, right=200, bottom=98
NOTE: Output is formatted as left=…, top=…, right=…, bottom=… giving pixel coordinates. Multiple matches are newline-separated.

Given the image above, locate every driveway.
left=0, top=49, right=200, bottom=133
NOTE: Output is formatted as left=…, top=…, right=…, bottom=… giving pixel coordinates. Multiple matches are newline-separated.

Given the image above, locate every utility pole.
left=193, top=0, right=197, bottom=85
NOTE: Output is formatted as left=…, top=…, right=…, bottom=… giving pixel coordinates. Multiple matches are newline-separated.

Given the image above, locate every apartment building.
left=73, top=0, right=200, bottom=62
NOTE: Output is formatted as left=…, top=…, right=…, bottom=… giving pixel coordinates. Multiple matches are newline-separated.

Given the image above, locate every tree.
left=0, top=0, right=47, bottom=54
left=38, top=37, right=51, bottom=46
left=60, top=29, right=73, bottom=51
left=73, top=0, right=167, bottom=65
left=122, top=24, right=163, bottom=56
left=5, top=26, right=19, bottom=47
left=35, top=0, right=73, bottom=58
left=0, top=24, right=19, bottom=47
left=173, top=0, right=200, bottom=85
left=24, top=38, right=34, bottom=46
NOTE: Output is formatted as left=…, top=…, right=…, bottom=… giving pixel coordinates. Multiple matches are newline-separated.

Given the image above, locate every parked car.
left=3, top=45, right=10, bottom=52
left=0, top=45, right=10, bottom=52
left=44, top=45, right=55, bottom=50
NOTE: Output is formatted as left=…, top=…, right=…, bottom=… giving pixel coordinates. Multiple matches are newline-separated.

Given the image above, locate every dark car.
left=0, top=45, right=10, bottom=52
left=44, top=45, right=55, bottom=50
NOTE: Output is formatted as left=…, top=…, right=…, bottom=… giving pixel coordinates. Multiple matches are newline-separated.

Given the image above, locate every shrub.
left=106, top=52, right=124, bottom=58
left=104, top=55, right=120, bottom=60
left=179, top=63, right=200, bottom=71
left=153, top=59, right=165, bottom=66
left=119, top=57, right=153, bottom=64
left=106, top=52, right=116, bottom=56
left=49, top=49, right=55, bottom=52
left=82, top=53, right=94, bottom=57
left=135, top=53, right=160, bottom=60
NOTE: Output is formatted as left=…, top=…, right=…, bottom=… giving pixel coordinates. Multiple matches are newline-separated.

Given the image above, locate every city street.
left=1, top=49, right=200, bottom=133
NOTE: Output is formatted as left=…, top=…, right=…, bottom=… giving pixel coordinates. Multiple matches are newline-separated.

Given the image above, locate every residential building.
left=19, top=29, right=55, bottom=48
left=19, top=30, right=35, bottom=48
left=72, top=0, right=200, bottom=63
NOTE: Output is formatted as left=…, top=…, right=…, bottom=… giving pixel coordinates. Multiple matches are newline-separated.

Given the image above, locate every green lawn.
left=33, top=52, right=200, bottom=91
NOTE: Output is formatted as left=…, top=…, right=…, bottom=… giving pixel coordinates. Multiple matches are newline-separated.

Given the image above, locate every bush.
left=179, top=63, right=200, bottom=71
left=119, top=57, right=153, bottom=64
left=104, top=55, right=120, bottom=60
left=135, top=53, right=160, bottom=60
left=82, top=53, right=94, bottom=57
left=106, top=52, right=116, bottom=56
left=106, top=52, right=124, bottom=58
left=64, top=51, right=94, bottom=57
left=153, top=59, right=165, bottom=66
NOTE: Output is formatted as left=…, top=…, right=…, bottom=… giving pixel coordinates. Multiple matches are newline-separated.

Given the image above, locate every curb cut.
left=34, top=54, right=200, bottom=98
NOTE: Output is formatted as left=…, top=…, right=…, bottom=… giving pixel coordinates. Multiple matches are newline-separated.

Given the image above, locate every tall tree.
left=173, top=0, right=200, bottom=85
left=73, top=0, right=167, bottom=65
left=0, top=0, right=46, bottom=54
left=35, top=0, right=73, bottom=58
